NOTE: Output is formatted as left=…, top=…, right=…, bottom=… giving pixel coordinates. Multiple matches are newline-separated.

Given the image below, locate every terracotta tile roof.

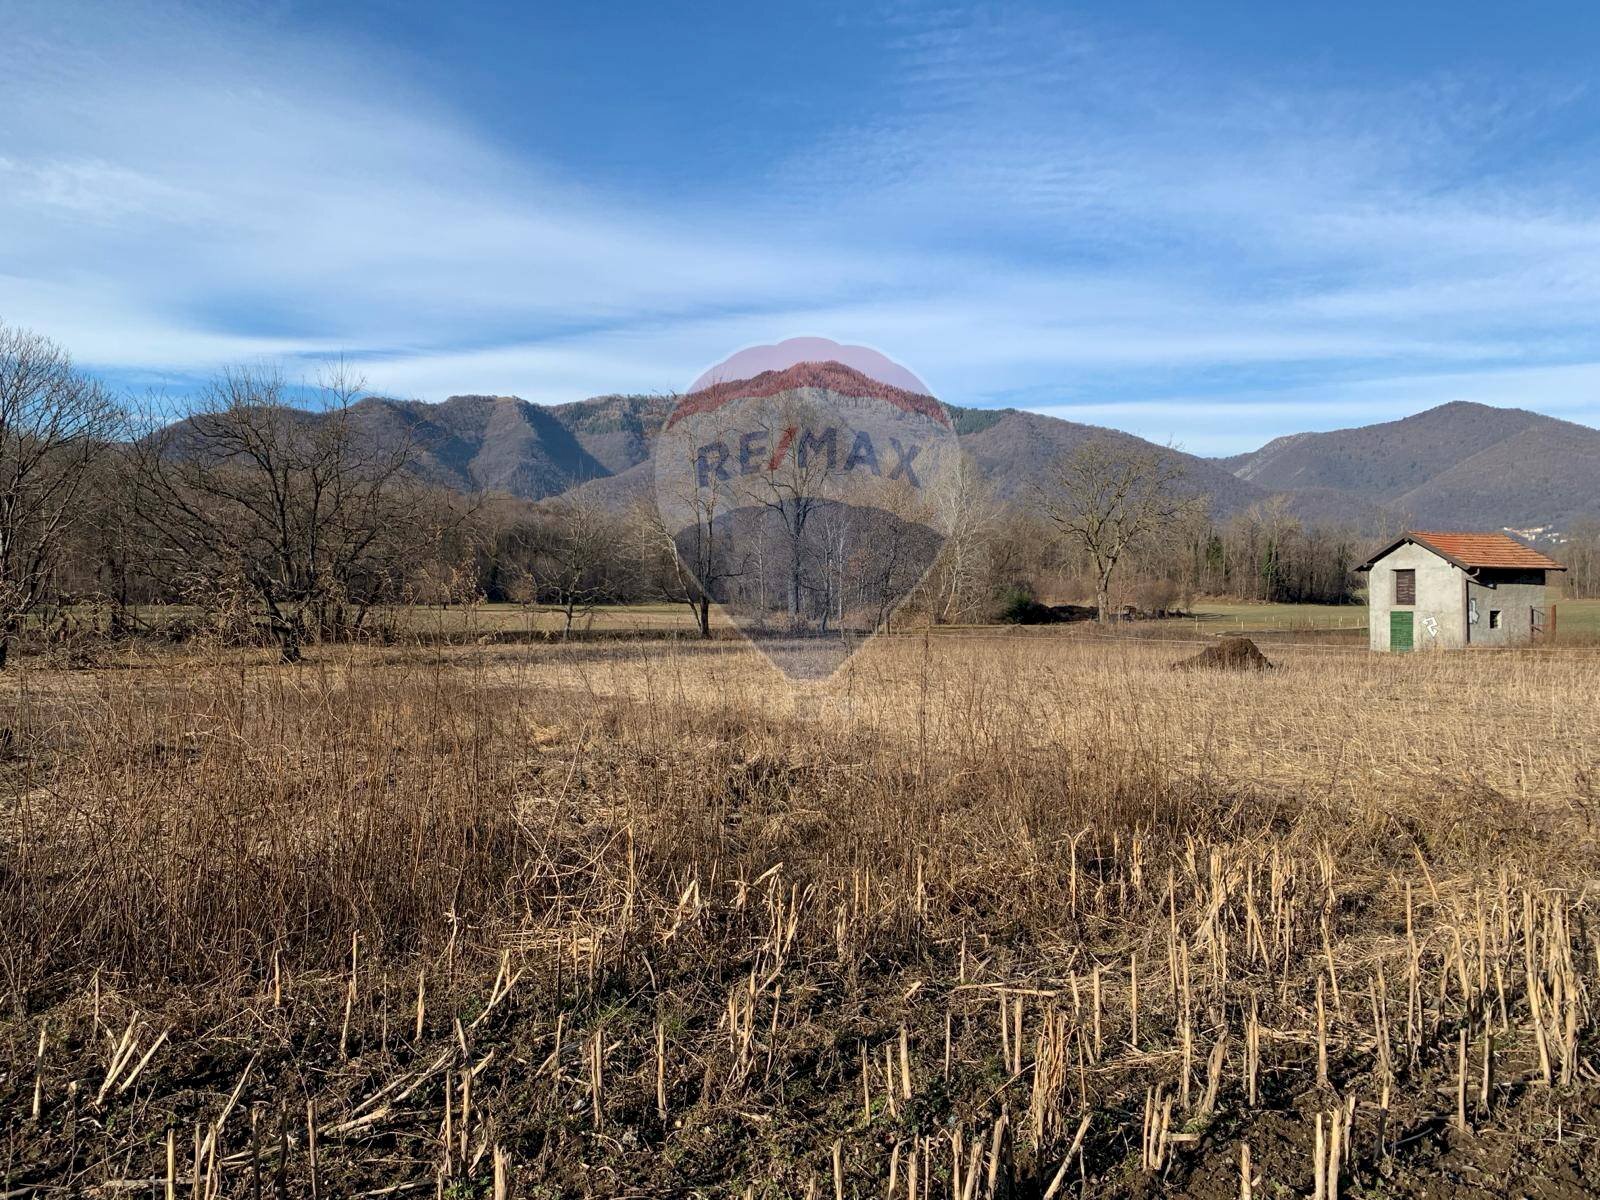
left=1409, top=531, right=1566, bottom=571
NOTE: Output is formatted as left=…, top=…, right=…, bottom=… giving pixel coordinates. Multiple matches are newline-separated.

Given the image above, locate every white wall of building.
left=1366, top=543, right=1467, bottom=651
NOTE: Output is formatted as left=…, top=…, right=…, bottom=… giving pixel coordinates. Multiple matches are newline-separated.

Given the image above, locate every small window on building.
left=1489, top=609, right=1502, bottom=629
left=1394, top=568, right=1416, bottom=606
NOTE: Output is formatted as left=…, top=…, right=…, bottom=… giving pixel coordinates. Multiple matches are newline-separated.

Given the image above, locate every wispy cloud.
left=3, top=1, right=1600, bottom=451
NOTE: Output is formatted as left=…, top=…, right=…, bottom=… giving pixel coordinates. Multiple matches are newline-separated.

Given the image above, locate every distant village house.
left=1356, top=531, right=1566, bottom=651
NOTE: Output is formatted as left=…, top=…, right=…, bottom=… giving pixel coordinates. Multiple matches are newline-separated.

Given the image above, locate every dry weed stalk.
left=1, top=635, right=1598, bottom=1194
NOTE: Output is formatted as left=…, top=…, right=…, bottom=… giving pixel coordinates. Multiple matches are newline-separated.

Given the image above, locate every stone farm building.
left=1356, top=531, right=1566, bottom=651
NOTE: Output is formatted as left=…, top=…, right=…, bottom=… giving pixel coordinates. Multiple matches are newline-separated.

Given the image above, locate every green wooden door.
left=1390, top=610, right=1413, bottom=651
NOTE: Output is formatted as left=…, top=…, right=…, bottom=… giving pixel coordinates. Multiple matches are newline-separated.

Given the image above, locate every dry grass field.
left=3, top=630, right=1600, bottom=1197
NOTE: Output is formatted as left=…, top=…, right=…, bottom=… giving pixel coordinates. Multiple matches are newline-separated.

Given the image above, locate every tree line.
left=9, top=320, right=1591, bottom=664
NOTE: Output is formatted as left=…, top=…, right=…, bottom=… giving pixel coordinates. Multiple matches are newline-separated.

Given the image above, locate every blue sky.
left=5, top=1, right=1600, bottom=453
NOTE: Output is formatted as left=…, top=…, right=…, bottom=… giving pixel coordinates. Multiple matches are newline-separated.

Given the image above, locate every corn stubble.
left=1, top=633, right=1599, bottom=1196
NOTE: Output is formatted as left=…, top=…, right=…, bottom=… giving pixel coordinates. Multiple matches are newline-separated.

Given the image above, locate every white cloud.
left=1024, top=361, right=1600, bottom=455
left=0, top=2, right=909, bottom=369
left=2, top=1, right=1599, bottom=453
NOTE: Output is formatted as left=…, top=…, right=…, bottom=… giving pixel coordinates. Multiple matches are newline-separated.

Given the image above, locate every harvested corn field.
left=2, top=634, right=1599, bottom=1197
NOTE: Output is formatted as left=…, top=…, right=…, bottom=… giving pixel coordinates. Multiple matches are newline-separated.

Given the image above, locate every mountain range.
left=1218, top=401, right=1600, bottom=533
left=337, top=367, right=1600, bottom=537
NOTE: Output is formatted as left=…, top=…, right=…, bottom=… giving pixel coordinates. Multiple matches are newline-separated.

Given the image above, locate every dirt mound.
left=1175, top=635, right=1275, bottom=672
left=1001, top=598, right=1097, bottom=625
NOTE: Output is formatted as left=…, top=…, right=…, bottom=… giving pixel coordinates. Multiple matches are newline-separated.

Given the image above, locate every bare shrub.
left=0, top=322, right=121, bottom=667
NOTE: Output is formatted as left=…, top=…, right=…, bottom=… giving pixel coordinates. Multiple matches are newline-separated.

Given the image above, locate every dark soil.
left=1002, top=599, right=1099, bottom=625
left=1174, top=636, right=1275, bottom=671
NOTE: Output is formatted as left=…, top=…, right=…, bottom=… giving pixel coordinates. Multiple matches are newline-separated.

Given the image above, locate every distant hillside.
left=561, top=400, right=1275, bottom=516
left=1218, top=402, right=1545, bottom=497
left=332, top=376, right=1277, bottom=519
left=158, top=379, right=1598, bottom=537
left=347, top=392, right=674, bottom=500
left=949, top=408, right=1263, bottom=513
left=1219, top=401, right=1600, bottom=531
left=1391, top=421, right=1600, bottom=530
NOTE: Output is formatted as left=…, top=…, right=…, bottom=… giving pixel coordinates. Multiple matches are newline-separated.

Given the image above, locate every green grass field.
left=1188, top=601, right=1367, bottom=632
left=1188, top=597, right=1600, bottom=641
left=1554, top=598, right=1600, bottom=638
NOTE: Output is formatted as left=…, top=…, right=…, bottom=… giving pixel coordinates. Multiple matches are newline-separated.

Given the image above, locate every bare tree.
left=737, top=398, right=836, bottom=624
left=527, top=492, right=619, bottom=637
left=0, top=322, right=121, bottom=666
left=927, top=453, right=997, bottom=624
left=810, top=495, right=853, bottom=635
left=60, top=450, right=152, bottom=635
left=1037, top=438, right=1202, bottom=623
left=129, top=363, right=421, bottom=661
left=646, top=401, right=745, bottom=638
left=846, top=474, right=936, bottom=631
left=1565, top=517, right=1600, bottom=599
